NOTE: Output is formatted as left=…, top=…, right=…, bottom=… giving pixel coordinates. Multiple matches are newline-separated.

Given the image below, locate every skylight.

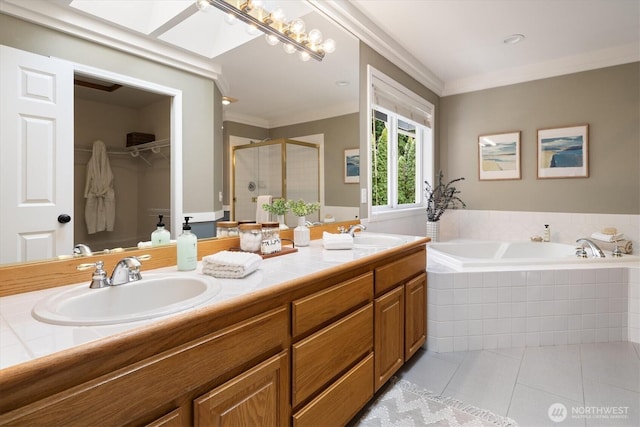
left=69, top=0, right=192, bottom=35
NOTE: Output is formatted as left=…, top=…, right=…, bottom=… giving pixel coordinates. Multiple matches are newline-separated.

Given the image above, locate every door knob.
left=57, top=214, right=71, bottom=224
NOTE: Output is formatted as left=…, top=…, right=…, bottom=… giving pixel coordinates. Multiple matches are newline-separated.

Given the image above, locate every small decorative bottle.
left=151, top=215, right=171, bottom=246
left=294, top=216, right=310, bottom=247
left=543, top=224, right=551, bottom=242
left=177, top=216, right=197, bottom=271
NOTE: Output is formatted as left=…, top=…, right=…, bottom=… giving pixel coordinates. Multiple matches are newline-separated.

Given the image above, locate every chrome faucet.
left=73, top=243, right=93, bottom=257
left=110, top=257, right=143, bottom=285
left=576, top=238, right=605, bottom=258
left=346, top=224, right=367, bottom=237
left=78, top=255, right=151, bottom=288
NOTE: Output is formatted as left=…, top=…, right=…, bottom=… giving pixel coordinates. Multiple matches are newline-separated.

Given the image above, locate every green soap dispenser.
left=177, top=216, right=197, bottom=271
left=151, top=215, right=171, bottom=246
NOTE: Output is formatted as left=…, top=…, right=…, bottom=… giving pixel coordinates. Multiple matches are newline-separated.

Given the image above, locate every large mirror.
left=0, top=0, right=359, bottom=266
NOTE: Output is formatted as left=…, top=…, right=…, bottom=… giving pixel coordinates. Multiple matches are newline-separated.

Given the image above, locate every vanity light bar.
left=206, top=0, right=326, bottom=61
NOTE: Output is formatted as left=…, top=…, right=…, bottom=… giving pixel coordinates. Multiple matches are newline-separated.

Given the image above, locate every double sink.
left=32, top=233, right=406, bottom=327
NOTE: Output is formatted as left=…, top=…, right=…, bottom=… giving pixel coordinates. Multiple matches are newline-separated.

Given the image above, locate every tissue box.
left=126, top=132, right=155, bottom=147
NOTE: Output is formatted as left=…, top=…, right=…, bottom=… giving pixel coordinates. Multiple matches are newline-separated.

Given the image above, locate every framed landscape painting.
left=537, top=124, right=589, bottom=178
left=344, top=148, right=360, bottom=183
left=478, top=131, right=521, bottom=180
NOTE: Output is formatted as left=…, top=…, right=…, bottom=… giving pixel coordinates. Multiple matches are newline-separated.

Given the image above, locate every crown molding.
left=308, top=0, right=445, bottom=96
left=0, top=0, right=221, bottom=80
left=443, top=42, right=640, bottom=96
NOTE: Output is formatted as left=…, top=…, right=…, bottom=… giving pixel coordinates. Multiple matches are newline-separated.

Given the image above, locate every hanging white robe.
left=84, top=140, right=115, bottom=234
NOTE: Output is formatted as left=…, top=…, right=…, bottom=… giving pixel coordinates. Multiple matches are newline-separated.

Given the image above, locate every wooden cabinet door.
left=194, top=351, right=289, bottom=427
left=405, top=273, right=427, bottom=361
left=374, top=286, right=404, bottom=391
left=145, top=408, right=184, bottom=427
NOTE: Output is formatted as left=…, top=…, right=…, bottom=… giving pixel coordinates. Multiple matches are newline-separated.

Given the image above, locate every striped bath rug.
left=354, top=377, right=519, bottom=427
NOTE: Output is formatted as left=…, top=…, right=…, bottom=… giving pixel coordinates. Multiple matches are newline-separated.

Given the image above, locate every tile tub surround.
left=439, top=210, right=639, bottom=250
left=427, top=265, right=640, bottom=353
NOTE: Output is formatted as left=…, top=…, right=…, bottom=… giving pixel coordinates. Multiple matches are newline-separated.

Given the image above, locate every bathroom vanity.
left=0, top=225, right=427, bottom=426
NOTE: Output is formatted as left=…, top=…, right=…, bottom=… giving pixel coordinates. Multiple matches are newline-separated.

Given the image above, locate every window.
left=368, top=67, right=434, bottom=218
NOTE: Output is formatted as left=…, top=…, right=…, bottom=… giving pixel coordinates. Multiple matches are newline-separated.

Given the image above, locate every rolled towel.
left=322, top=231, right=353, bottom=250
left=202, top=250, right=262, bottom=278
left=591, top=232, right=624, bottom=242
left=595, top=239, right=633, bottom=254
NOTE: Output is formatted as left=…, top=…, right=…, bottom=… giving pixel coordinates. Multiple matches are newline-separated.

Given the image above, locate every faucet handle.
left=77, top=260, right=111, bottom=288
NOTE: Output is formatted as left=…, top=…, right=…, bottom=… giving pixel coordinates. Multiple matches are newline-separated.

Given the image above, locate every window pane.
left=397, top=121, right=417, bottom=205
left=371, top=109, right=389, bottom=206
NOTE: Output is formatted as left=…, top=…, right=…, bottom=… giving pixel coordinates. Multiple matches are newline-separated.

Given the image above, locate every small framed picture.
left=478, top=131, right=521, bottom=180
left=344, top=148, right=360, bottom=183
left=537, top=124, right=589, bottom=178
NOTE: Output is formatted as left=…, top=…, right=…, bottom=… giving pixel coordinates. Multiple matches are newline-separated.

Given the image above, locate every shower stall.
left=232, top=138, right=320, bottom=226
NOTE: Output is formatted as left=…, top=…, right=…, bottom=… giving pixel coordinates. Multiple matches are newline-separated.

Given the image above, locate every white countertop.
left=0, top=234, right=425, bottom=370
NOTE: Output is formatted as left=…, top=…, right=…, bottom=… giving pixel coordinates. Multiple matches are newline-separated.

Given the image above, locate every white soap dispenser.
left=177, top=216, right=197, bottom=271
left=543, top=224, right=551, bottom=242
left=151, top=215, right=171, bottom=246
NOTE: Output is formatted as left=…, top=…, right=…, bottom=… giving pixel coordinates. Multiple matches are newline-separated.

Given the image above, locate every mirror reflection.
left=0, top=2, right=359, bottom=266
left=74, top=77, right=172, bottom=252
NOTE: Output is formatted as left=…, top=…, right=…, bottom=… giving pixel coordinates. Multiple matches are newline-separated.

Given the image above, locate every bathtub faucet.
left=576, top=238, right=605, bottom=258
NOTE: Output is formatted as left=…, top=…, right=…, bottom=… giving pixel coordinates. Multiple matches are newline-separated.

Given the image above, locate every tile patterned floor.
left=395, top=342, right=640, bottom=427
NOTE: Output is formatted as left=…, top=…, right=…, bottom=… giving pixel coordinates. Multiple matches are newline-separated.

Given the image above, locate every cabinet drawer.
left=375, top=248, right=426, bottom=295
left=292, top=272, right=373, bottom=338
left=293, top=353, right=373, bottom=427
left=292, top=303, right=373, bottom=407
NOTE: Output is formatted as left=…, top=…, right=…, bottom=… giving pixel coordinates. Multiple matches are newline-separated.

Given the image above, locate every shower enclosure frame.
left=231, top=138, right=320, bottom=225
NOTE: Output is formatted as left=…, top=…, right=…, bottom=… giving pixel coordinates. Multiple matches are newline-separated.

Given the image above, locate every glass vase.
left=294, top=216, right=310, bottom=247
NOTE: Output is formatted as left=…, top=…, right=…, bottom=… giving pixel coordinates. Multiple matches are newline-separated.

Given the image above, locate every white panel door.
left=0, top=45, right=74, bottom=263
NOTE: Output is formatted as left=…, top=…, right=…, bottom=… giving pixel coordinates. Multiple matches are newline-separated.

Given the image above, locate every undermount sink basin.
left=32, top=274, right=221, bottom=326
left=353, top=233, right=406, bottom=248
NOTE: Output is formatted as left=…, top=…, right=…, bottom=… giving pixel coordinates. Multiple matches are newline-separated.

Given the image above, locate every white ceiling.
left=346, top=0, right=640, bottom=95
left=2, top=0, right=638, bottom=126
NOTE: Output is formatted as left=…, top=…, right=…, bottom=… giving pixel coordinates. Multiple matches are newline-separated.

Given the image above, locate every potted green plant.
left=286, top=199, right=321, bottom=247
left=262, top=198, right=289, bottom=229
left=425, top=171, right=466, bottom=241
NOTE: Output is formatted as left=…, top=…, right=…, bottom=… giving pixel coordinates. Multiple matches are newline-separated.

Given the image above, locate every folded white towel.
left=322, top=232, right=353, bottom=250
left=202, top=250, right=262, bottom=278
left=591, top=232, right=624, bottom=242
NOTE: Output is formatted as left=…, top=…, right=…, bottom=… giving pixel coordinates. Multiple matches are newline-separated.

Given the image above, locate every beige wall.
left=440, top=63, right=640, bottom=214
left=0, top=13, right=218, bottom=215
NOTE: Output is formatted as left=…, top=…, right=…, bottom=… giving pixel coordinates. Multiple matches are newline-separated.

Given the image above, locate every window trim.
left=366, top=66, right=435, bottom=222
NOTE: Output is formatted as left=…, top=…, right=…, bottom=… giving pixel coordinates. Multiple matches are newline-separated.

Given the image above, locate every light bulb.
left=321, top=38, right=336, bottom=53
left=283, top=43, right=296, bottom=54
left=195, top=0, right=210, bottom=12
left=290, top=18, right=305, bottom=35
left=299, top=51, right=311, bottom=62
left=225, top=12, right=237, bottom=25
left=308, top=29, right=323, bottom=45
left=265, top=34, right=279, bottom=46
left=271, top=8, right=285, bottom=23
